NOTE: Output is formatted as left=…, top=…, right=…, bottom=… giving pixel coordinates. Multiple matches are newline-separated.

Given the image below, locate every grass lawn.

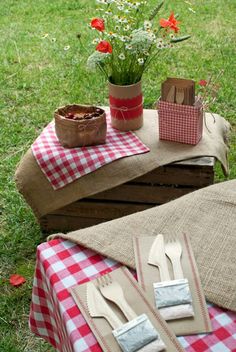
left=0, top=0, right=235, bottom=351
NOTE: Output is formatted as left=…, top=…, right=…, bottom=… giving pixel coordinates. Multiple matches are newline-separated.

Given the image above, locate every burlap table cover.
left=49, top=180, right=236, bottom=312
left=15, top=109, right=229, bottom=218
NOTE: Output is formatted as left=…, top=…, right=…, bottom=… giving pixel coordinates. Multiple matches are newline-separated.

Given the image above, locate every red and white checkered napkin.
left=29, top=239, right=236, bottom=352
left=31, top=113, right=149, bottom=190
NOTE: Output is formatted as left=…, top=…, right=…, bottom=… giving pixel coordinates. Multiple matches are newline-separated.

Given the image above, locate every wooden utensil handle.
left=171, top=258, right=184, bottom=279
left=116, top=298, right=137, bottom=321
left=104, top=312, right=123, bottom=330
left=159, top=264, right=171, bottom=282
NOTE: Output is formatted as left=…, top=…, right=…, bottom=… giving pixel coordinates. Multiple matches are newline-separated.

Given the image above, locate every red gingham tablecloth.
left=29, top=239, right=236, bottom=352
left=31, top=113, right=149, bottom=190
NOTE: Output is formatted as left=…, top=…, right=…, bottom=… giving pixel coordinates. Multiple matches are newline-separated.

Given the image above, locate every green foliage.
left=0, top=0, right=235, bottom=350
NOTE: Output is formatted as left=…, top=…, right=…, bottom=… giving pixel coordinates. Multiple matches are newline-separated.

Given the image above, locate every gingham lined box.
left=158, top=99, right=203, bottom=145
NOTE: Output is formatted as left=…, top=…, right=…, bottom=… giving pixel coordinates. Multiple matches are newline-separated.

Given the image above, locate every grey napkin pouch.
left=153, top=278, right=194, bottom=321
left=159, top=303, right=194, bottom=321
left=112, top=313, right=166, bottom=352
left=153, top=278, right=192, bottom=308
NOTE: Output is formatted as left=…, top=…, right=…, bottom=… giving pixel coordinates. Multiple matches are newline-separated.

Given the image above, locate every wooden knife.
left=148, top=234, right=171, bottom=282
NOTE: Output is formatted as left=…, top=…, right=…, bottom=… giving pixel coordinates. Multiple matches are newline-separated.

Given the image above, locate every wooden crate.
left=40, top=157, right=215, bottom=232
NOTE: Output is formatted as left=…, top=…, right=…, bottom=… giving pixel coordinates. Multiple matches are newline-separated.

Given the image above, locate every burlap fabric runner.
left=49, top=180, right=236, bottom=312
left=15, top=109, right=230, bottom=218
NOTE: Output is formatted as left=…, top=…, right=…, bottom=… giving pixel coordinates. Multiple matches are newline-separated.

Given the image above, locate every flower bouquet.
left=85, top=0, right=190, bottom=131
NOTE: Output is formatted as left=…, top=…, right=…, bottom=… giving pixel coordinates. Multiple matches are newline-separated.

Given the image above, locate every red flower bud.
left=96, top=40, right=112, bottom=54
left=199, top=79, right=208, bottom=87
left=91, top=18, right=105, bottom=32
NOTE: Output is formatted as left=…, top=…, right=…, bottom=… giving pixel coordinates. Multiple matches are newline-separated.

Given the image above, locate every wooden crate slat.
left=88, top=184, right=197, bottom=204
left=40, top=215, right=106, bottom=232
left=132, top=166, right=214, bottom=186
left=50, top=201, right=151, bottom=218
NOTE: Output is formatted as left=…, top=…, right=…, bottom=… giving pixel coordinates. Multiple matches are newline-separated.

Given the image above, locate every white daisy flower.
left=131, top=2, right=141, bottom=9
left=125, top=43, right=133, bottom=50
left=118, top=53, right=126, bottom=60
left=138, top=58, right=144, bottom=65
left=123, top=25, right=130, bottom=31
left=64, top=45, right=70, bottom=51
left=41, top=33, right=49, bottom=39
left=119, top=35, right=128, bottom=42
left=144, top=20, right=152, bottom=30
left=118, top=16, right=128, bottom=24
left=92, top=38, right=100, bottom=44
left=156, top=42, right=165, bottom=49
left=150, top=32, right=156, bottom=40
left=156, top=38, right=163, bottom=43
left=107, top=31, right=117, bottom=39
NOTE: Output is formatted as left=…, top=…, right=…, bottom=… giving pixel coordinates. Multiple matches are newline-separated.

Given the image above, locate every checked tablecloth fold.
left=31, top=113, right=149, bottom=190
left=29, top=239, right=236, bottom=352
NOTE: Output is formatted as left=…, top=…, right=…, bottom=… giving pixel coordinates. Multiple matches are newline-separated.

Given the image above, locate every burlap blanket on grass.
left=15, top=109, right=230, bottom=218
left=49, top=180, right=236, bottom=312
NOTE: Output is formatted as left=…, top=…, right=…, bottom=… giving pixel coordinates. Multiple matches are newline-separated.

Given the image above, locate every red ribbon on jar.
left=109, top=94, right=143, bottom=120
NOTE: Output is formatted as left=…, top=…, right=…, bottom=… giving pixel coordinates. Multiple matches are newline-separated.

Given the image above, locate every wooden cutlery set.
left=70, top=233, right=211, bottom=351
left=86, top=277, right=166, bottom=352
left=148, top=235, right=194, bottom=321
left=161, top=78, right=195, bottom=106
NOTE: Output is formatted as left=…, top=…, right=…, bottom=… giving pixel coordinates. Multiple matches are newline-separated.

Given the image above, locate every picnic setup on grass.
left=14, top=1, right=236, bottom=351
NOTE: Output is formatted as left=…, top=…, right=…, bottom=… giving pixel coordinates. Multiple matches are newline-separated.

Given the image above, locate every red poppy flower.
left=91, top=18, right=105, bottom=32
left=160, top=12, right=180, bottom=33
left=9, top=274, right=26, bottom=287
left=96, top=40, right=112, bottom=54
left=199, top=79, right=208, bottom=87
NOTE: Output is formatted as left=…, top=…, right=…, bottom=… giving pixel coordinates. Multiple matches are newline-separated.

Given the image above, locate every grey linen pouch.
left=112, top=314, right=166, bottom=352
left=153, top=279, right=194, bottom=320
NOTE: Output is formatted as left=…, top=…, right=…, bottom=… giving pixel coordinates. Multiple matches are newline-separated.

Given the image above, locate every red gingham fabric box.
left=158, top=99, right=203, bottom=145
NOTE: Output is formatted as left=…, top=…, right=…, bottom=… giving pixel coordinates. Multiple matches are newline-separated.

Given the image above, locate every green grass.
left=0, top=0, right=235, bottom=350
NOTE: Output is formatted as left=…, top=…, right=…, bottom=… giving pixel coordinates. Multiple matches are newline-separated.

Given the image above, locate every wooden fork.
left=165, top=236, right=184, bottom=279
left=175, top=87, right=185, bottom=105
left=97, top=273, right=136, bottom=321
